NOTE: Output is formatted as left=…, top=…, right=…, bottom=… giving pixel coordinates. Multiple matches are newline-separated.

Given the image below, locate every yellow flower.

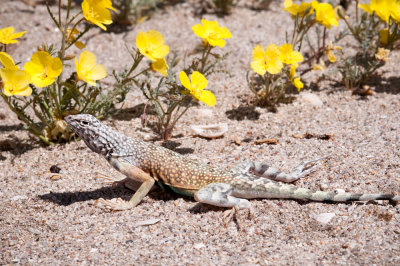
left=24, top=51, right=63, bottom=88
left=358, top=0, right=394, bottom=23
left=279, top=43, right=303, bottom=65
left=391, top=1, right=400, bottom=22
left=151, top=58, right=169, bottom=76
left=293, top=77, right=304, bottom=91
left=82, top=0, right=116, bottom=31
left=75, top=51, right=107, bottom=86
left=192, top=19, right=232, bottom=48
left=288, top=63, right=303, bottom=91
left=136, top=30, right=169, bottom=62
left=179, top=71, right=216, bottom=107
left=283, top=0, right=313, bottom=17
left=0, top=52, right=19, bottom=70
left=0, top=27, right=27, bottom=44
left=375, top=48, right=390, bottom=61
left=312, top=60, right=326, bottom=71
left=325, top=41, right=341, bottom=63
left=312, top=1, right=339, bottom=28
left=0, top=68, right=31, bottom=96
left=251, top=44, right=283, bottom=75
left=66, top=28, right=86, bottom=49
left=289, top=63, right=298, bottom=79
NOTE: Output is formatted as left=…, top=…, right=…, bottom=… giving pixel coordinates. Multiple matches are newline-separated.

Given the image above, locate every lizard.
left=64, top=114, right=399, bottom=212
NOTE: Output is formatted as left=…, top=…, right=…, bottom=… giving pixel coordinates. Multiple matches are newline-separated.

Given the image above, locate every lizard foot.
left=223, top=207, right=254, bottom=229
left=94, top=198, right=134, bottom=210
left=223, top=207, right=237, bottom=227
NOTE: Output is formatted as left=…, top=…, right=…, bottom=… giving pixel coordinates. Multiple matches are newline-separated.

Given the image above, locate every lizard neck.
left=82, top=123, right=132, bottom=157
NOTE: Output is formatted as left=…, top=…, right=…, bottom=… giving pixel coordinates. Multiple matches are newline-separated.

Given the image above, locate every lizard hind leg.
left=194, top=183, right=251, bottom=209
left=233, top=154, right=330, bottom=183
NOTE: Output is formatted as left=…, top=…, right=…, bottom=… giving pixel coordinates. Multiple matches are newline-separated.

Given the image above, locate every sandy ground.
left=1, top=0, right=400, bottom=264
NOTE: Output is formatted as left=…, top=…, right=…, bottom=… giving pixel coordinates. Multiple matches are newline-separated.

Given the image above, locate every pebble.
left=311, top=212, right=336, bottom=225
left=299, top=92, right=324, bottom=107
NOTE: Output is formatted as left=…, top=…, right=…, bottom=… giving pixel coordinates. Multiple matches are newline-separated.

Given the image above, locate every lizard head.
left=64, top=114, right=114, bottom=155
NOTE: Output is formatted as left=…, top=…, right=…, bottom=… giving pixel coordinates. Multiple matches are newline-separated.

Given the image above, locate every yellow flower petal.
left=358, top=0, right=398, bottom=23
left=251, top=44, right=283, bottom=75
left=358, top=4, right=373, bottom=15
left=290, top=63, right=297, bottom=78
left=326, top=50, right=336, bottom=63
left=179, top=71, right=214, bottom=106
left=0, top=68, right=31, bottom=96
left=312, top=1, right=339, bottom=29
left=75, top=51, right=107, bottom=85
left=82, top=0, right=115, bottom=31
left=179, top=71, right=191, bottom=90
left=87, top=64, right=107, bottom=80
left=190, top=71, right=208, bottom=91
left=198, top=90, right=216, bottom=107
left=136, top=30, right=169, bottom=61
left=77, top=50, right=97, bottom=71
left=0, top=27, right=27, bottom=44
left=192, top=19, right=232, bottom=48
left=0, top=52, right=19, bottom=69
left=24, top=51, right=63, bottom=88
left=151, top=58, right=168, bottom=76
left=266, top=59, right=283, bottom=75
left=279, top=43, right=304, bottom=65
left=293, top=77, right=303, bottom=91
left=283, top=1, right=313, bottom=17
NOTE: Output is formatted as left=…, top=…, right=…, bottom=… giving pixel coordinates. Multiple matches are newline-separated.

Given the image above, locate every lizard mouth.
left=64, top=116, right=79, bottom=137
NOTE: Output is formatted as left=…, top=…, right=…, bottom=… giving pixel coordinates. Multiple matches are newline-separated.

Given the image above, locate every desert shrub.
left=336, top=0, right=396, bottom=91
left=247, top=0, right=343, bottom=107
left=0, top=1, right=231, bottom=143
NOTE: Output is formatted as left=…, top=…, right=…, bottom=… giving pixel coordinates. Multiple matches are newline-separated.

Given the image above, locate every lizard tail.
left=231, top=177, right=399, bottom=203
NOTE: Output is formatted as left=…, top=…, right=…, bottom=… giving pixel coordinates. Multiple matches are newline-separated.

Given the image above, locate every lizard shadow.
left=225, top=105, right=261, bottom=121
left=161, top=140, right=194, bottom=155
left=38, top=185, right=181, bottom=206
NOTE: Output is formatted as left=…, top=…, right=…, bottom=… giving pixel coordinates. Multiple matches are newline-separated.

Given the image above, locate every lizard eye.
left=80, top=120, right=89, bottom=126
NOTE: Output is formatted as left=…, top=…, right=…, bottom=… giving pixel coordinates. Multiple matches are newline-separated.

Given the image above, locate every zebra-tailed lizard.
left=64, top=114, right=399, bottom=213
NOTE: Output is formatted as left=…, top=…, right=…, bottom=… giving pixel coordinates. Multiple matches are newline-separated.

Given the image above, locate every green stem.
left=199, top=44, right=212, bottom=73
left=296, top=20, right=315, bottom=50
left=66, top=17, right=85, bottom=47
left=342, top=16, right=362, bottom=44
left=58, top=0, right=62, bottom=29
left=170, top=97, right=191, bottom=131
left=1, top=94, right=42, bottom=135
left=46, top=1, right=61, bottom=31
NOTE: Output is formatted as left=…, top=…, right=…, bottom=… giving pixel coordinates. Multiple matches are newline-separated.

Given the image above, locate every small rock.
left=134, top=218, right=160, bottom=227
left=191, top=123, right=228, bottom=138
left=194, top=243, right=206, bottom=249
left=50, top=165, right=61, bottom=173
left=11, top=195, right=28, bottom=201
left=299, top=92, right=323, bottom=107
left=311, top=212, right=336, bottom=225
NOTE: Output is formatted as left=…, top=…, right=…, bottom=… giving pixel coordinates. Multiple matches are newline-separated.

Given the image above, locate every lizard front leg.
left=95, top=159, right=155, bottom=210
